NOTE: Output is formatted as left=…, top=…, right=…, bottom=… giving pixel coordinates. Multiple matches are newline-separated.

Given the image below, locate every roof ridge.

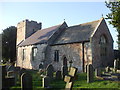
left=38, top=23, right=62, bottom=31
left=79, top=19, right=100, bottom=25
left=68, top=19, right=101, bottom=28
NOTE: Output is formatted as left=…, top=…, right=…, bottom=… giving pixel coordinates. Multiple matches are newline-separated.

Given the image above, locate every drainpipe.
left=82, top=42, right=85, bottom=72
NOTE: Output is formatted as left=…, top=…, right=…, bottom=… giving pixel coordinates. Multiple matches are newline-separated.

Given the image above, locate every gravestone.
left=6, top=70, right=17, bottom=86
left=65, top=82, right=73, bottom=90
left=95, top=68, right=101, bottom=77
left=20, top=68, right=26, bottom=77
left=21, top=73, right=32, bottom=90
left=55, top=71, right=62, bottom=80
left=87, top=64, right=94, bottom=83
left=64, top=67, right=78, bottom=82
left=46, top=64, right=54, bottom=79
left=39, top=64, right=43, bottom=69
left=7, top=65, right=15, bottom=72
left=42, top=76, right=50, bottom=88
left=114, top=59, right=119, bottom=71
left=69, top=67, right=77, bottom=77
left=105, top=66, right=110, bottom=72
left=62, top=66, right=68, bottom=79
left=64, top=75, right=72, bottom=82
left=7, top=71, right=15, bottom=77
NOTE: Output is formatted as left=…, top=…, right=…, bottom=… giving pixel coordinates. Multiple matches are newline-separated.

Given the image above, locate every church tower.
left=16, top=19, right=41, bottom=45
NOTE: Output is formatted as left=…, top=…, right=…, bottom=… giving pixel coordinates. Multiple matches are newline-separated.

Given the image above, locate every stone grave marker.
left=42, top=76, right=50, bottom=88
left=64, top=67, right=77, bottom=82
left=7, top=71, right=15, bottom=77
left=7, top=65, right=15, bottom=72
left=114, top=59, right=119, bottom=71
left=46, top=64, right=54, bottom=79
left=69, top=67, right=77, bottom=77
left=105, top=66, right=110, bottom=72
left=21, top=73, right=32, bottom=90
left=39, top=64, right=43, bottom=69
left=62, top=66, right=68, bottom=79
left=87, top=64, right=94, bottom=83
left=64, top=75, right=72, bottom=82
left=55, top=71, right=62, bottom=80
left=6, top=70, right=17, bottom=86
left=65, top=82, right=73, bottom=90
left=95, top=68, right=101, bottom=77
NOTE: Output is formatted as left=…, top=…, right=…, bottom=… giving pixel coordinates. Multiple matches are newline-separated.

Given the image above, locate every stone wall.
left=91, top=19, right=114, bottom=68
left=47, top=42, right=92, bottom=72
left=17, top=21, right=26, bottom=45
left=17, top=20, right=41, bottom=45
left=84, top=42, right=92, bottom=71
left=17, top=44, right=47, bottom=69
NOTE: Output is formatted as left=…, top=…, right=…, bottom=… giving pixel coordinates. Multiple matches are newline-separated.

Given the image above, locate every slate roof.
left=53, top=19, right=100, bottom=45
left=19, top=24, right=62, bottom=46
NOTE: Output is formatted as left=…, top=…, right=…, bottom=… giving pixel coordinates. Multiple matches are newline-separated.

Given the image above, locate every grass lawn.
left=10, top=70, right=120, bottom=90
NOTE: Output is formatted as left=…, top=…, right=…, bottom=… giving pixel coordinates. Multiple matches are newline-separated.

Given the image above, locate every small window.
left=22, top=49, right=26, bottom=60
left=32, top=47, right=38, bottom=61
left=54, top=50, right=59, bottom=62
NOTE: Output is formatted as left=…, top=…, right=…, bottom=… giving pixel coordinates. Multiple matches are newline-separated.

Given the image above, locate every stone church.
left=16, top=18, right=114, bottom=72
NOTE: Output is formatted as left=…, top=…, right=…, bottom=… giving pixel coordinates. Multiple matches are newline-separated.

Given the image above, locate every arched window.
left=100, top=35, right=107, bottom=56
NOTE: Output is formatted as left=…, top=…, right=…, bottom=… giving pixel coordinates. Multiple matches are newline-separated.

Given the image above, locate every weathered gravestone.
left=55, top=71, right=62, bottom=80
left=42, top=76, right=50, bottom=88
left=64, top=75, right=72, bottom=82
left=7, top=65, right=15, bottom=72
left=87, top=64, right=94, bottom=83
left=95, top=68, right=102, bottom=77
left=62, top=66, right=68, bottom=79
left=39, top=64, right=43, bottom=69
left=64, top=67, right=78, bottom=90
left=69, top=67, right=77, bottom=77
left=105, top=66, right=110, bottom=73
left=21, top=73, right=32, bottom=90
left=46, top=64, right=54, bottom=79
left=64, top=67, right=78, bottom=82
left=114, top=59, right=119, bottom=71
left=7, top=71, right=15, bottom=77
left=6, top=70, right=17, bottom=86
left=65, top=82, right=73, bottom=90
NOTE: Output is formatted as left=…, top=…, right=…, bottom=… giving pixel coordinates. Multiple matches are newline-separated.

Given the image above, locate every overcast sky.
left=0, top=2, right=118, bottom=49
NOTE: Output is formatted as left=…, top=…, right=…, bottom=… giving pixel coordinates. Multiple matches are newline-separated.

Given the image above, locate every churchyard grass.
left=10, top=70, right=119, bottom=89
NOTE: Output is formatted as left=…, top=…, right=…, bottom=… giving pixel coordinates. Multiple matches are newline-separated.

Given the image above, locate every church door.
left=63, top=56, right=68, bottom=67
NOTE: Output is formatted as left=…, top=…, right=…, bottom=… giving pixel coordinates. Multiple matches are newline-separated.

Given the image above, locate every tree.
left=2, top=26, right=17, bottom=62
left=105, top=1, right=120, bottom=50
